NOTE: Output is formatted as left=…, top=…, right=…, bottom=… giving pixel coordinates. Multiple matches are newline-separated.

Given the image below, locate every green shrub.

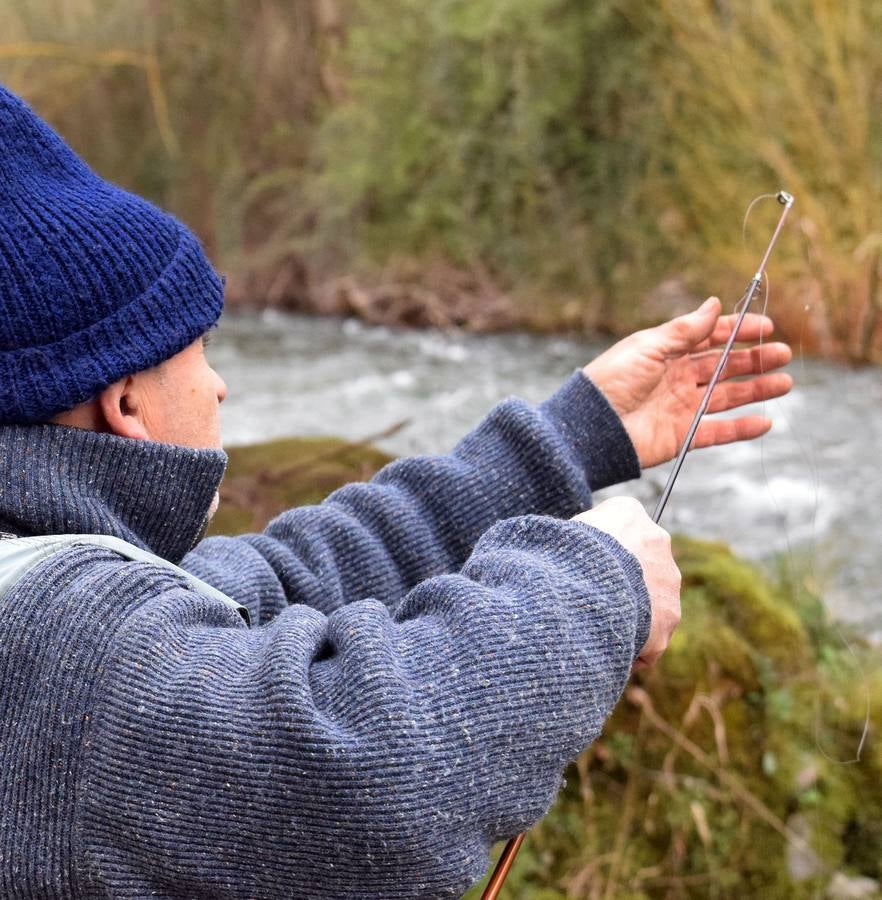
left=319, top=0, right=882, bottom=354
left=316, top=0, right=658, bottom=324
left=3, top=1, right=881, bottom=355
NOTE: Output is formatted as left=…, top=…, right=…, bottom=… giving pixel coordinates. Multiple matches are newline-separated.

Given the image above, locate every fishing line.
left=652, top=192, right=793, bottom=522
left=742, top=262, right=869, bottom=900
left=485, top=193, right=857, bottom=898
left=742, top=195, right=871, bottom=765
left=742, top=193, right=781, bottom=246
left=759, top=317, right=869, bottom=765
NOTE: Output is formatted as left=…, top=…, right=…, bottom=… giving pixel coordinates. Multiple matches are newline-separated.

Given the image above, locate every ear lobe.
left=98, top=377, right=150, bottom=440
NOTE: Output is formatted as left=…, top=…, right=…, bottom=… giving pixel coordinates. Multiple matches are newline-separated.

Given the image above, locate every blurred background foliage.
left=2, top=0, right=881, bottom=358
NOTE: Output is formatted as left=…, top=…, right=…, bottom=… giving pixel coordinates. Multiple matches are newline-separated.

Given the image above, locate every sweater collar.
left=0, top=424, right=227, bottom=564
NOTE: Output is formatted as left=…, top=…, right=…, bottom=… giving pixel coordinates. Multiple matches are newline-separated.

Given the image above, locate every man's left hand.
left=584, top=297, right=793, bottom=469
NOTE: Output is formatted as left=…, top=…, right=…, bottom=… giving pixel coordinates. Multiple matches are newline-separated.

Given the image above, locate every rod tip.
left=776, top=190, right=794, bottom=207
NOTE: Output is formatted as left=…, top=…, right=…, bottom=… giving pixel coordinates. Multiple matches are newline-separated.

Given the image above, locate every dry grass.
left=644, top=0, right=882, bottom=359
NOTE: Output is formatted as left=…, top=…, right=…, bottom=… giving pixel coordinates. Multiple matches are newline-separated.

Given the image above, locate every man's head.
left=0, top=84, right=225, bottom=442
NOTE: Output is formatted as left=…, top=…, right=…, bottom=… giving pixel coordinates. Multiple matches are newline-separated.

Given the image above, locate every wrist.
left=540, top=371, right=640, bottom=491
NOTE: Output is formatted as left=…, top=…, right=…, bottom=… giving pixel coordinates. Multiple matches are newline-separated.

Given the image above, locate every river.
left=212, top=311, right=882, bottom=638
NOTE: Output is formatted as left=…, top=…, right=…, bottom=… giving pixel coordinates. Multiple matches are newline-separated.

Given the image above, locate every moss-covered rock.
left=211, top=438, right=881, bottom=898
left=209, top=435, right=392, bottom=535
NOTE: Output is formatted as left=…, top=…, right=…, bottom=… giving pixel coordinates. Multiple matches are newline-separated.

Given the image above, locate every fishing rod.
left=652, top=190, right=794, bottom=523
left=481, top=190, right=795, bottom=900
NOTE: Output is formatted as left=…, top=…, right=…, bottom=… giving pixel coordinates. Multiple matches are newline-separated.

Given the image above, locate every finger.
left=691, top=414, right=773, bottom=449
left=700, top=312, right=776, bottom=350
left=706, top=372, right=794, bottom=413
left=656, top=296, right=722, bottom=356
left=692, top=342, right=793, bottom=384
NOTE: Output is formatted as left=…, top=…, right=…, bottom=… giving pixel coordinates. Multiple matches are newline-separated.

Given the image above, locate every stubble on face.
left=141, top=336, right=228, bottom=450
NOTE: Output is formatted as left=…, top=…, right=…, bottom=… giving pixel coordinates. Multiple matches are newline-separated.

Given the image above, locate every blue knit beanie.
left=0, top=84, right=224, bottom=425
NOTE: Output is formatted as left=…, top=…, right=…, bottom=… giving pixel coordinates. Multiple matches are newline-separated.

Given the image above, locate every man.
left=0, top=84, right=792, bottom=898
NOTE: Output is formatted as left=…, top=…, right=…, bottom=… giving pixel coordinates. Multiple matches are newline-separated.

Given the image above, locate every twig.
left=602, top=711, right=646, bottom=899
left=627, top=687, right=823, bottom=864
left=255, top=419, right=409, bottom=486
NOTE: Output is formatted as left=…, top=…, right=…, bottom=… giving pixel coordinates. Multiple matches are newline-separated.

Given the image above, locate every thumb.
left=660, top=296, right=721, bottom=354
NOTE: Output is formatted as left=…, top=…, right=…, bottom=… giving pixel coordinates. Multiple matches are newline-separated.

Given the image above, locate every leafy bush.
left=319, top=0, right=882, bottom=355
left=316, top=0, right=659, bottom=325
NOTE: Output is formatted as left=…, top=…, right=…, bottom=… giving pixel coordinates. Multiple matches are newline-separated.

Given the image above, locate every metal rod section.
left=480, top=191, right=793, bottom=899
left=481, top=833, right=525, bottom=900
left=651, top=282, right=756, bottom=522
left=652, top=190, right=793, bottom=523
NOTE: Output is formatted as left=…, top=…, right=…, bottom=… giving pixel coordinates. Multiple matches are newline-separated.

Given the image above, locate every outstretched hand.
left=584, top=297, right=793, bottom=469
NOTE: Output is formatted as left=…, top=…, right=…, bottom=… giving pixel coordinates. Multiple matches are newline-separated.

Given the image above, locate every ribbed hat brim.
left=0, top=225, right=224, bottom=424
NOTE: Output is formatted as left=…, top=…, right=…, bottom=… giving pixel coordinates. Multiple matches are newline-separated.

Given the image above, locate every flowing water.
left=213, top=311, right=882, bottom=638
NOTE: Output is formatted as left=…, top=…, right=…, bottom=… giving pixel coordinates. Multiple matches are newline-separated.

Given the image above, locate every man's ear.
left=97, top=376, right=150, bottom=440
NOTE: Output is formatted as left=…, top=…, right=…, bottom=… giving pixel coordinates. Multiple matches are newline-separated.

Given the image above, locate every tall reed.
left=642, top=0, right=882, bottom=360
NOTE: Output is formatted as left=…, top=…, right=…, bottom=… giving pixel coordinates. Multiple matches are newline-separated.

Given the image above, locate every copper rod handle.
left=482, top=833, right=525, bottom=900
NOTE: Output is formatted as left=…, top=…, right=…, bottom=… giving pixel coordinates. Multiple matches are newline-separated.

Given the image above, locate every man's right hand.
left=573, top=497, right=681, bottom=670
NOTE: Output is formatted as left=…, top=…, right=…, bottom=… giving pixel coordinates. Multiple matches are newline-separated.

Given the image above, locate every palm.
left=584, top=300, right=793, bottom=469
left=618, top=352, right=707, bottom=465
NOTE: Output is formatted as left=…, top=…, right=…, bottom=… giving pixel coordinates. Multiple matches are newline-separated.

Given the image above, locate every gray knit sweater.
left=0, top=372, right=648, bottom=899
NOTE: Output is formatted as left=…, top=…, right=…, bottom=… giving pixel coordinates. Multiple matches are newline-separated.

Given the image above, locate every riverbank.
left=211, top=433, right=882, bottom=900
left=221, top=265, right=703, bottom=341
left=4, top=2, right=880, bottom=362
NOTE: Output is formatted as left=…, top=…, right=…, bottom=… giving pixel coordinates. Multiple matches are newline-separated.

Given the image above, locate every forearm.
left=185, top=373, right=640, bottom=620
left=85, top=517, right=650, bottom=899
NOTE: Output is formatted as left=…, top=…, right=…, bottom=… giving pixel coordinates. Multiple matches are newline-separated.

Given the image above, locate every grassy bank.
left=1, top=1, right=880, bottom=358
left=214, top=435, right=881, bottom=899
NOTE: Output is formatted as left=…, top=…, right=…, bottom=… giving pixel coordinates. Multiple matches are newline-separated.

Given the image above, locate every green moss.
left=469, top=538, right=882, bottom=898
left=674, top=537, right=812, bottom=675
left=209, top=436, right=392, bottom=536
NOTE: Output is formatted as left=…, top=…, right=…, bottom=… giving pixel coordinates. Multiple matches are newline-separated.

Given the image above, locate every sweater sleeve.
left=80, top=516, right=650, bottom=900
left=183, top=373, right=640, bottom=624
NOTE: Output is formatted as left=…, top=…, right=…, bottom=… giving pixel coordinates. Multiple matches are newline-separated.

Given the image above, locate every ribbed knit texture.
left=0, top=83, right=224, bottom=424
left=0, top=373, right=647, bottom=899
